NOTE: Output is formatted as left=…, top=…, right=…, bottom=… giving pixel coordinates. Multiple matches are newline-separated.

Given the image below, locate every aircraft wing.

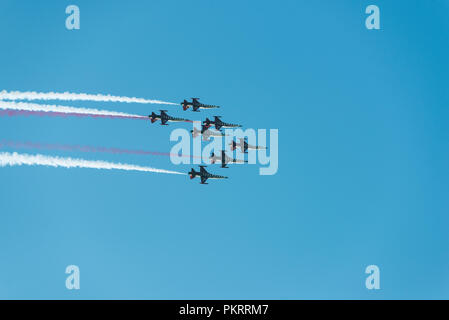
left=199, top=166, right=207, bottom=175
left=200, top=176, right=208, bottom=184
left=161, top=118, right=168, bottom=125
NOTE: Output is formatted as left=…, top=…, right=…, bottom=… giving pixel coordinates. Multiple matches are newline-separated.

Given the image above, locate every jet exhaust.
left=0, top=101, right=146, bottom=118
left=0, top=140, right=201, bottom=159
left=0, top=109, right=147, bottom=120
left=0, top=90, right=177, bottom=105
left=0, top=152, right=185, bottom=175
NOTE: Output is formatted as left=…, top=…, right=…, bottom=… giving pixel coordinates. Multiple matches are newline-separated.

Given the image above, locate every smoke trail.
left=0, top=152, right=185, bottom=175
left=0, top=90, right=177, bottom=105
left=0, top=109, right=147, bottom=120
left=0, top=140, right=201, bottom=159
left=0, top=101, right=147, bottom=118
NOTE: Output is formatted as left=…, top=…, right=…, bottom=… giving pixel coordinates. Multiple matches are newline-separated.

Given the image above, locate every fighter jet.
left=181, top=98, right=220, bottom=112
left=148, top=110, right=191, bottom=125
left=188, top=165, right=228, bottom=184
left=229, top=138, right=267, bottom=153
left=191, top=125, right=228, bottom=141
left=210, top=150, right=248, bottom=168
left=203, top=116, right=242, bottom=131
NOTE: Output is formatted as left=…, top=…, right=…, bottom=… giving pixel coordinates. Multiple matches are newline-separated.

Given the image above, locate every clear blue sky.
left=0, top=0, right=448, bottom=299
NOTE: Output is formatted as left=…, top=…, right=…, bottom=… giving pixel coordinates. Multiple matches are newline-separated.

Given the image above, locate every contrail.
left=0, top=90, right=177, bottom=105
left=0, top=140, right=201, bottom=159
left=0, top=109, right=147, bottom=120
left=0, top=101, right=147, bottom=119
left=0, top=152, right=185, bottom=175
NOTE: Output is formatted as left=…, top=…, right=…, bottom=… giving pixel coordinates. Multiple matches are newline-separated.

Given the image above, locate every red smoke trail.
left=0, top=109, right=147, bottom=120
left=0, top=140, right=201, bottom=159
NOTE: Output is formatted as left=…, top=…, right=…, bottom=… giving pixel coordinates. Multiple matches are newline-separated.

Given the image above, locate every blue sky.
left=0, top=0, right=448, bottom=299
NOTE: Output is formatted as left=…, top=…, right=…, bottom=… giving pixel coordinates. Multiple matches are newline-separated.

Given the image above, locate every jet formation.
left=149, top=98, right=266, bottom=184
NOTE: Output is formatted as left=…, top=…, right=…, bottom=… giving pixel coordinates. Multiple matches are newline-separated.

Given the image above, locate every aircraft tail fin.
left=181, top=100, right=189, bottom=111
left=188, top=169, right=197, bottom=179
left=149, top=112, right=158, bottom=123
left=203, top=118, right=212, bottom=128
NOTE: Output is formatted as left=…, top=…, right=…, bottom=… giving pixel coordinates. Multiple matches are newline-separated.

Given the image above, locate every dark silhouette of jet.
left=180, top=98, right=220, bottom=112
left=203, top=116, right=242, bottom=131
left=148, top=110, right=191, bottom=125
left=188, top=166, right=228, bottom=184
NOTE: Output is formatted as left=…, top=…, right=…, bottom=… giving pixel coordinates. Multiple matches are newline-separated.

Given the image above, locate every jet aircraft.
left=203, top=116, right=242, bottom=131
left=148, top=110, right=191, bottom=125
left=191, top=125, right=228, bottom=141
left=229, top=138, right=267, bottom=153
left=188, top=165, right=228, bottom=184
left=181, top=98, right=220, bottom=112
left=210, top=150, right=248, bottom=168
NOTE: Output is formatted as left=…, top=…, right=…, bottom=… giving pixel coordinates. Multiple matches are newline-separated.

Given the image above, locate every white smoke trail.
left=0, top=152, right=185, bottom=175
left=0, top=101, right=145, bottom=118
left=0, top=90, right=177, bottom=105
